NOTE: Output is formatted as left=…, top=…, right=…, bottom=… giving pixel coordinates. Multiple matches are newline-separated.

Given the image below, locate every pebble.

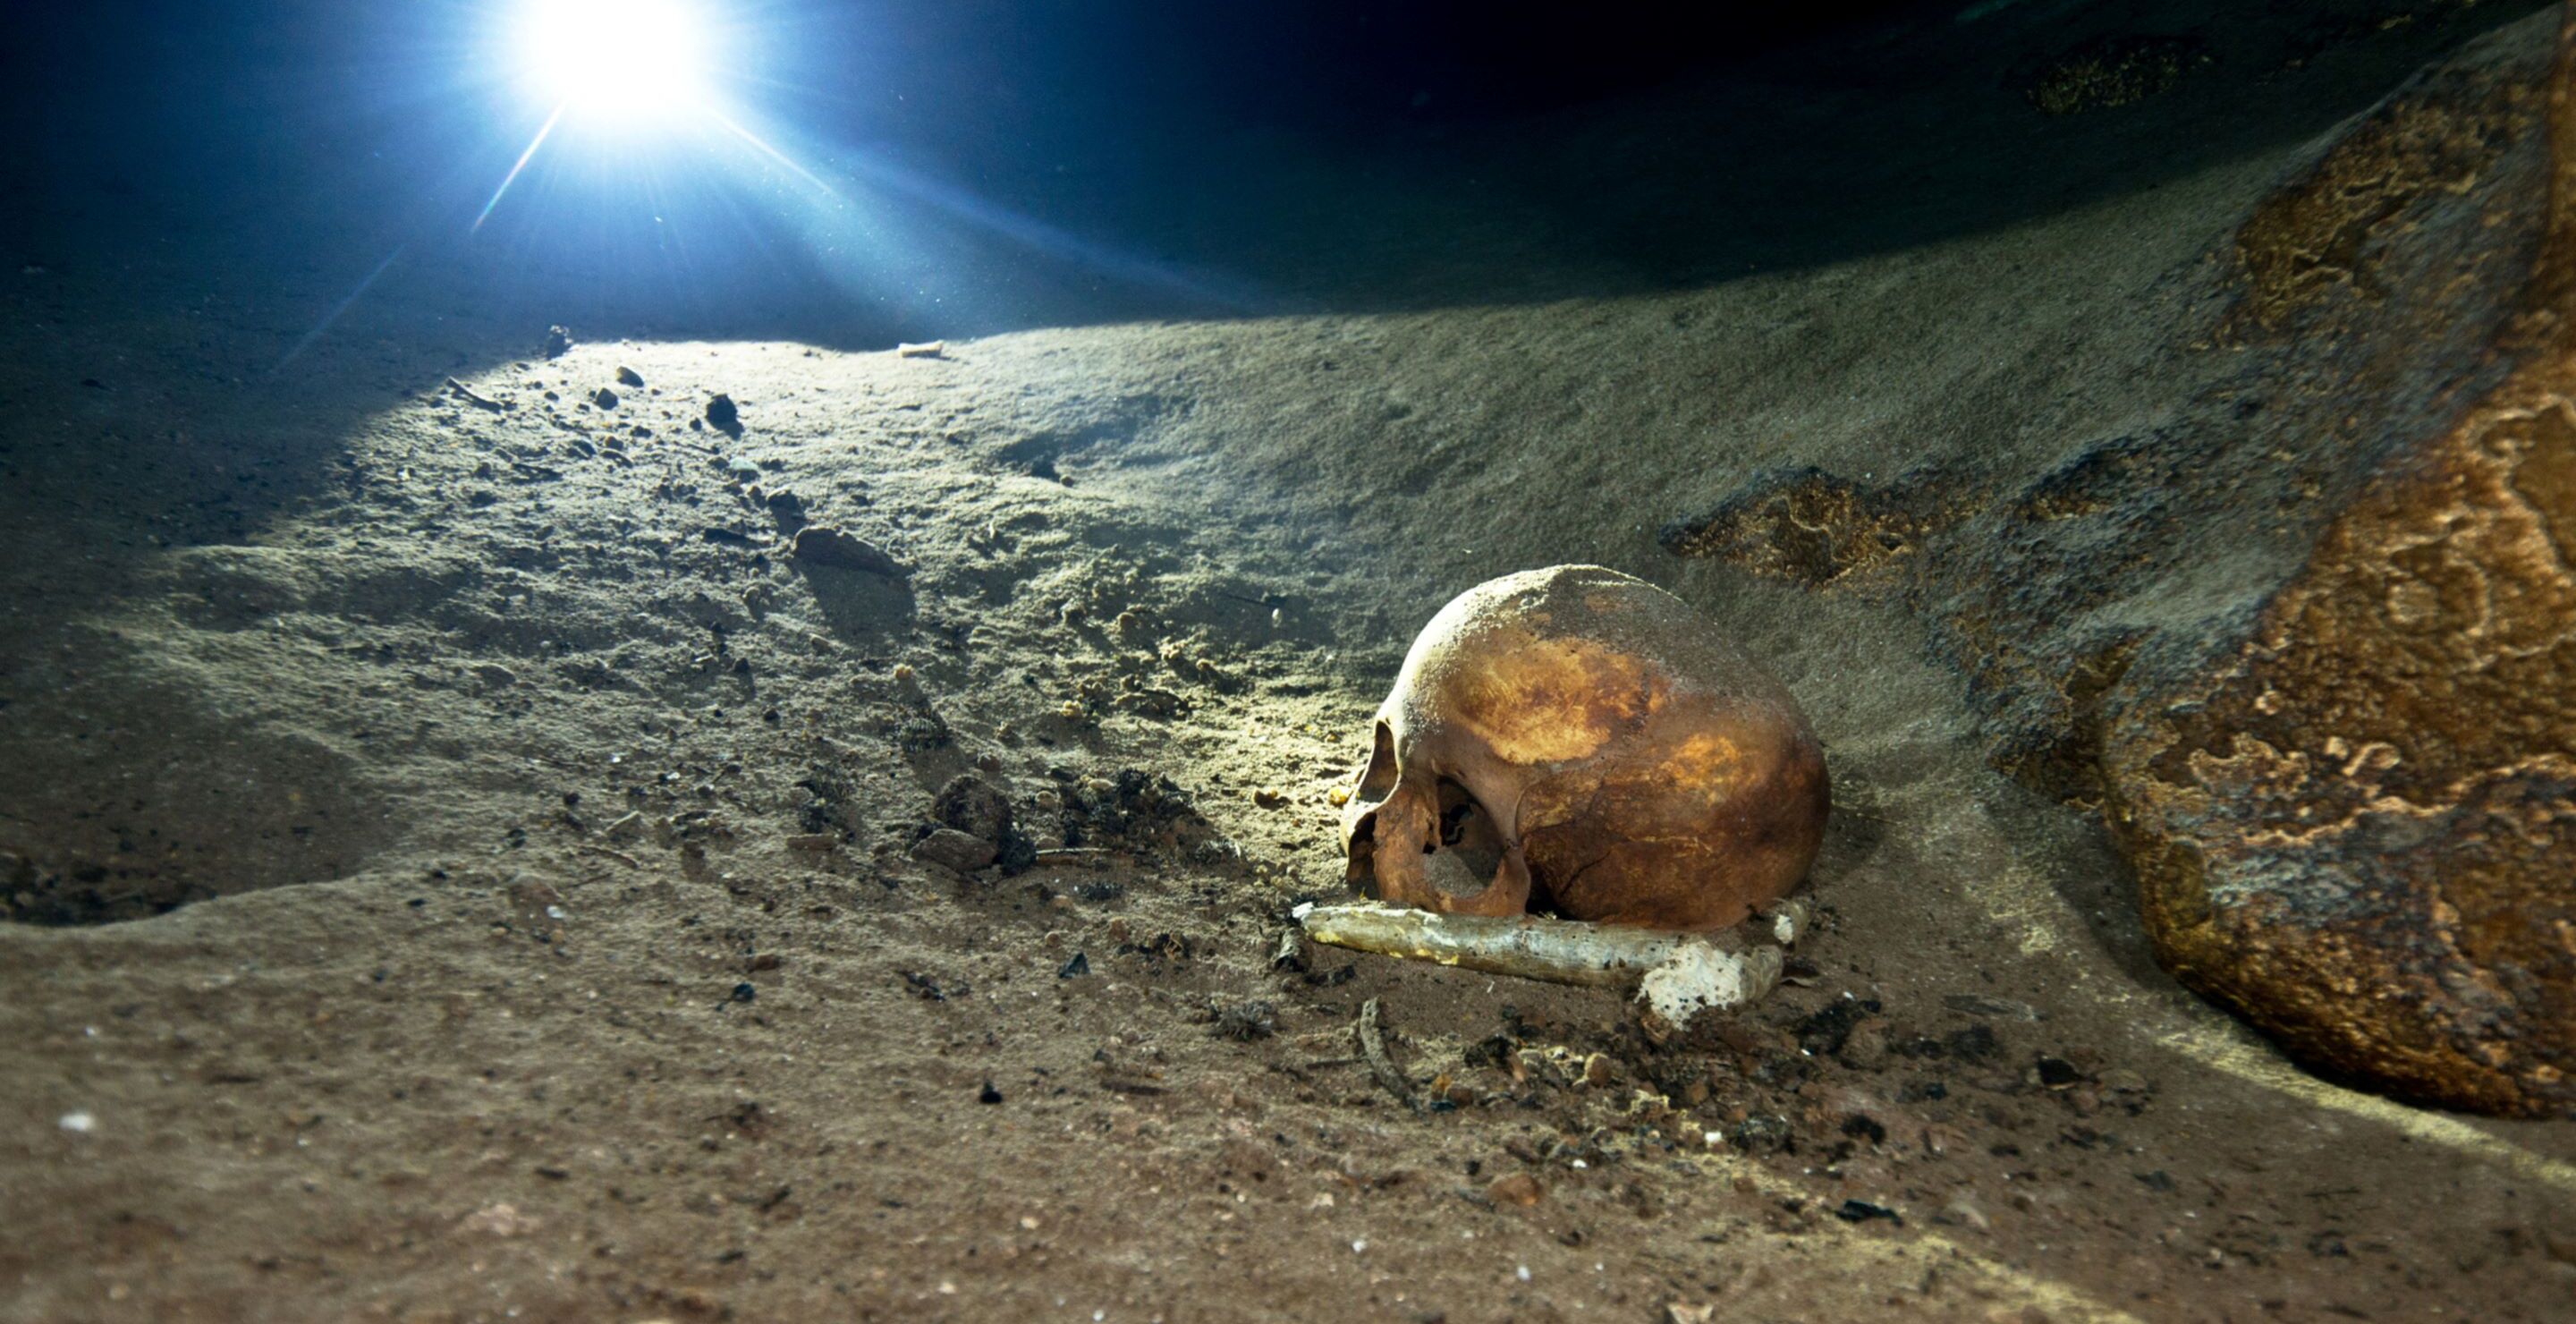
left=911, top=828, right=998, bottom=874
left=615, top=366, right=645, bottom=386
left=460, top=1203, right=540, bottom=1237
left=932, top=775, right=1013, bottom=846
left=1838, top=1018, right=1892, bottom=1072
left=1486, top=1173, right=1546, bottom=1207
left=791, top=526, right=907, bottom=578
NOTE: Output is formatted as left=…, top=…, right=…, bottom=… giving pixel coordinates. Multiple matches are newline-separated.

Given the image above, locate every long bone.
left=1294, top=900, right=1807, bottom=1030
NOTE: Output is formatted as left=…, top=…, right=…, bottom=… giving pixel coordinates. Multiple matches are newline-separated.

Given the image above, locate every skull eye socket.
left=1353, top=720, right=1400, bottom=802
left=1428, top=777, right=1504, bottom=896
left=1341, top=721, right=1403, bottom=892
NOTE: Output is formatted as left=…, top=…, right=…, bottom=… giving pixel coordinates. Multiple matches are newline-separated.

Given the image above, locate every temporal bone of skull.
left=1337, top=564, right=1828, bottom=931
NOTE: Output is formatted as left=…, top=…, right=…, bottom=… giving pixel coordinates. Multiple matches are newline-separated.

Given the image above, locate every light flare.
left=513, top=0, right=715, bottom=127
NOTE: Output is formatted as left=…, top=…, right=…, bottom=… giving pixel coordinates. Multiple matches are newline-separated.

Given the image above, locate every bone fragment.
left=1295, top=902, right=1785, bottom=1028
left=1639, top=942, right=1784, bottom=1027
left=1299, top=903, right=1711, bottom=985
left=444, top=377, right=504, bottom=412
left=1764, top=897, right=1811, bottom=948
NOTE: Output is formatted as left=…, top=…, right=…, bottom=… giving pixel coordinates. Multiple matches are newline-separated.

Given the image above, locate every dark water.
left=5, top=0, right=2548, bottom=361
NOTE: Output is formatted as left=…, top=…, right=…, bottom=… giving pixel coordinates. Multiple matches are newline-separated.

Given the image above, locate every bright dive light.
left=515, top=0, right=714, bottom=126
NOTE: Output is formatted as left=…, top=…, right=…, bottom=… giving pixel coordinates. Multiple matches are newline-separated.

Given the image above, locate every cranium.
left=1339, top=564, right=1827, bottom=931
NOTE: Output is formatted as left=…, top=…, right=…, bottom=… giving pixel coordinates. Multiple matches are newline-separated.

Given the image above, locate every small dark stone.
left=615, top=366, right=645, bottom=387
left=978, top=1081, right=1003, bottom=1105
left=932, top=775, right=1013, bottom=846
left=1462, top=1034, right=1518, bottom=1069
left=729, top=982, right=757, bottom=1003
left=1214, top=999, right=1276, bottom=1041
left=2036, top=1055, right=2086, bottom=1088
left=1833, top=1199, right=1903, bottom=1226
left=1795, top=994, right=1883, bottom=1057
left=592, top=386, right=618, bottom=409
left=541, top=325, right=572, bottom=359
left=706, top=393, right=741, bottom=434
left=1057, top=952, right=1090, bottom=979
left=2135, top=1169, right=2176, bottom=1192
left=1730, top=1114, right=1794, bottom=1154
left=1840, top=1113, right=1887, bottom=1144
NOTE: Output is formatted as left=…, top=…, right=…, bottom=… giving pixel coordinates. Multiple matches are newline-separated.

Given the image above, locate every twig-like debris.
left=1032, top=847, right=1121, bottom=868
left=1356, top=997, right=1419, bottom=1112
left=1299, top=903, right=1787, bottom=1031
left=443, top=377, right=504, bottom=412
left=1269, top=928, right=1309, bottom=972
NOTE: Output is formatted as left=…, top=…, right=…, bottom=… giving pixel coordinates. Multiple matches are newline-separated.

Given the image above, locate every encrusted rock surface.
left=2103, top=18, right=2576, bottom=1115
left=1665, top=10, right=2575, bottom=1114
left=2108, top=360, right=2576, bottom=1115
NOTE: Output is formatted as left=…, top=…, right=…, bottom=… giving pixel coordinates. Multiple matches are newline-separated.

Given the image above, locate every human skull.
left=1338, top=565, right=1827, bottom=931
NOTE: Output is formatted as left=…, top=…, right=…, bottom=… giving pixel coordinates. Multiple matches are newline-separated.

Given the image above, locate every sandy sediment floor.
left=4, top=4, right=2575, bottom=1321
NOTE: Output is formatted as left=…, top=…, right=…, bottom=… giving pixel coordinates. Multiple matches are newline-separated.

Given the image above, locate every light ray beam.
left=275, top=243, right=408, bottom=370
left=475, top=103, right=565, bottom=232
left=710, top=110, right=838, bottom=198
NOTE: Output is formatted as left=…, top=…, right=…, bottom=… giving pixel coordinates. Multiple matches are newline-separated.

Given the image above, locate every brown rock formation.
left=2100, top=12, right=2576, bottom=1116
